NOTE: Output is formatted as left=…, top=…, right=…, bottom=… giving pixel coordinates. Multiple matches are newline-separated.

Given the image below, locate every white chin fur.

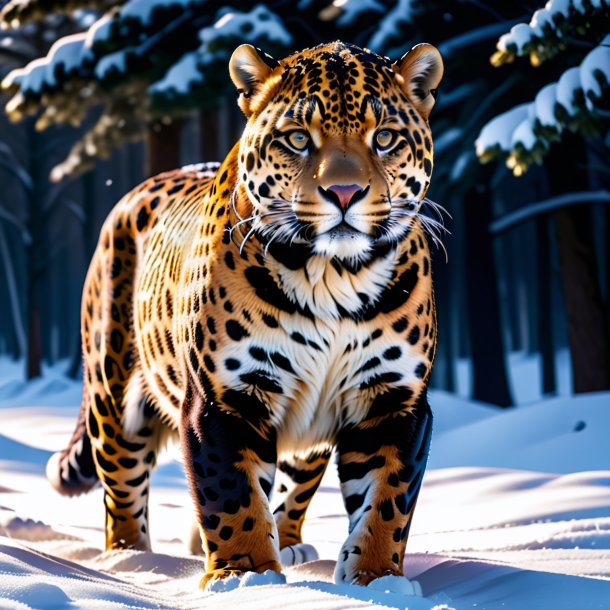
left=313, top=232, right=372, bottom=260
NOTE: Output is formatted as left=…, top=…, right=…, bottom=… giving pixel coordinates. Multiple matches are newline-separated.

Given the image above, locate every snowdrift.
left=1, top=359, right=609, bottom=609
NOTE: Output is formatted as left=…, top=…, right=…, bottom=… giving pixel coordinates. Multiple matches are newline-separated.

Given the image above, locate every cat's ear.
left=229, top=44, right=282, bottom=116
left=393, top=44, right=443, bottom=120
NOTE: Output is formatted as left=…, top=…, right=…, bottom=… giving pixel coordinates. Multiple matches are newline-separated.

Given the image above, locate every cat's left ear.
left=393, top=43, right=443, bottom=120
left=229, top=44, right=282, bottom=117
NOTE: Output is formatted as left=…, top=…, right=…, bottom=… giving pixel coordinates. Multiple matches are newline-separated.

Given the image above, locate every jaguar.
left=47, top=40, right=444, bottom=589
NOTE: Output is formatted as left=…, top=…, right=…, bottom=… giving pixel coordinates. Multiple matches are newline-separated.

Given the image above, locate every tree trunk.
left=199, top=103, right=245, bottom=162
left=68, top=169, right=98, bottom=379
left=606, top=206, right=610, bottom=335
left=463, top=173, right=513, bottom=407
left=26, top=249, right=42, bottom=379
left=554, top=206, right=610, bottom=392
left=200, top=109, right=221, bottom=162
left=548, top=141, right=610, bottom=393
left=147, top=120, right=182, bottom=177
left=0, top=224, right=26, bottom=357
left=536, top=216, right=556, bottom=395
left=26, top=122, right=43, bottom=380
left=431, top=244, right=455, bottom=392
left=503, top=235, right=522, bottom=352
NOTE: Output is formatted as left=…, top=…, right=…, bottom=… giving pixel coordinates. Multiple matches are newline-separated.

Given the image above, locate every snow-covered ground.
left=1, top=357, right=609, bottom=609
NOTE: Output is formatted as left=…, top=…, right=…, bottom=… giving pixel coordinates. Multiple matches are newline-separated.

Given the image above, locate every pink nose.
left=321, top=184, right=366, bottom=210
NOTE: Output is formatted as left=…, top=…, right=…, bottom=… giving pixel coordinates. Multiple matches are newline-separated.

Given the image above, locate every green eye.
left=375, top=129, right=395, bottom=151
left=287, top=130, right=310, bottom=151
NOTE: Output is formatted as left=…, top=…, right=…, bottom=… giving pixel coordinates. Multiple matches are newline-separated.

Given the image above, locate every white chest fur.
left=216, top=312, right=427, bottom=455
left=272, top=253, right=396, bottom=320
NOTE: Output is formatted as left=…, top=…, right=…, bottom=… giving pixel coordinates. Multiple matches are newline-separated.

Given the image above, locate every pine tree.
left=0, top=0, right=392, bottom=179
left=3, top=0, right=520, bottom=404
left=2, top=0, right=567, bottom=404
left=0, top=12, right=96, bottom=377
left=476, top=0, right=610, bottom=395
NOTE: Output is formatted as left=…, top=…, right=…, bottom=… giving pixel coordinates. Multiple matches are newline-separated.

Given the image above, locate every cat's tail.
left=46, top=393, right=99, bottom=496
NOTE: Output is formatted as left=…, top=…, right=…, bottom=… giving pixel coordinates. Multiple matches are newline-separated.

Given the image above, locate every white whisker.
left=419, top=216, right=448, bottom=262
left=229, top=214, right=258, bottom=234
left=419, top=198, right=451, bottom=226
left=230, top=187, right=243, bottom=222
left=239, top=225, right=257, bottom=255
left=386, top=194, right=450, bottom=261
left=422, top=196, right=452, bottom=220
left=263, top=228, right=284, bottom=256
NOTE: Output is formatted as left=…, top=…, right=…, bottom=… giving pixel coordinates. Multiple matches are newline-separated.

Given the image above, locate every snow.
left=368, top=0, right=416, bottom=53
left=432, top=128, right=462, bottom=156
left=1, top=356, right=610, bottom=609
left=150, top=51, right=200, bottom=95
left=94, top=50, right=128, bottom=80
left=534, top=82, right=559, bottom=127
left=324, top=0, right=385, bottom=27
left=512, top=116, right=537, bottom=150
left=580, top=35, right=610, bottom=99
left=475, top=103, right=529, bottom=156
left=119, top=0, right=199, bottom=26
left=556, top=66, right=582, bottom=115
left=428, top=391, right=610, bottom=473
left=496, top=0, right=598, bottom=55
left=551, top=0, right=574, bottom=15
left=5, top=1, right=292, bottom=101
left=2, top=33, right=91, bottom=94
left=151, top=5, right=291, bottom=96
left=199, top=6, right=291, bottom=52
left=530, top=8, right=555, bottom=36
left=85, top=12, right=116, bottom=49
left=448, top=150, right=473, bottom=182
left=497, top=23, right=534, bottom=53
left=477, top=38, right=610, bottom=161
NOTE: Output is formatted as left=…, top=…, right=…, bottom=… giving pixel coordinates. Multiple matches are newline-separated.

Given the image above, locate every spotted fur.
left=48, top=42, right=443, bottom=588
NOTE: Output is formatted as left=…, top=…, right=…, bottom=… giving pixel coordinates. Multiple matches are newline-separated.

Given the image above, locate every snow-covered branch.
left=0, top=1, right=212, bottom=123
left=489, top=189, right=610, bottom=233
left=0, top=0, right=118, bottom=28
left=2, top=32, right=93, bottom=124
left=476, top=37, right=610, bottom=175
left=367, top=0, right=416, bottom=55
left=150, top=5, right=292, bottom=108
left=491, top=0, right=610, bottom=67
left=319, top=0, right=385, bottom=27
left=49, top=92, right=148, bottom=182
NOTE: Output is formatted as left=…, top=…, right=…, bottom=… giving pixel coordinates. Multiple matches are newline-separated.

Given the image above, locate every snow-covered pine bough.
left=47, top=40, right=443, bottom=589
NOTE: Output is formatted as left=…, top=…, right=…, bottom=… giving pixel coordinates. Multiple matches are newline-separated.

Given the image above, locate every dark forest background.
left=0, top=0, right=608, bottom=407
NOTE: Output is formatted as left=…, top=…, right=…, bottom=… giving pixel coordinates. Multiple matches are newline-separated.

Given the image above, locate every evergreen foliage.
left=0, top=0, right=387, bottom=179
left=0, top=0, right=117, bottom=27
left=491, top=0, right=609, bottom=67
left=477, top=0, right=610, bottom=175
left=0, top=0, right=537, bottom=184
left=1, top=1, right=608, bottom=399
